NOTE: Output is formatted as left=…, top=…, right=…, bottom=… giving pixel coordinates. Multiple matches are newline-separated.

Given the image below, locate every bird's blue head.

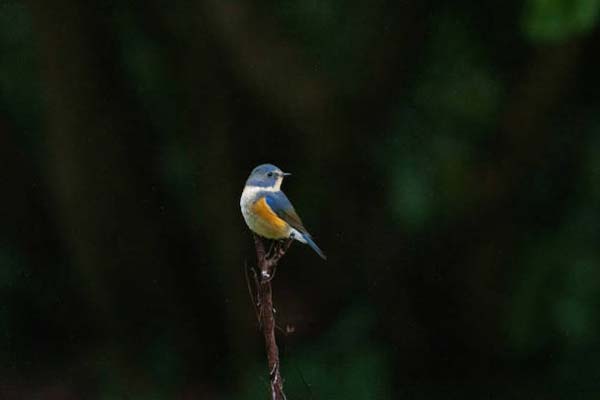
left=245, top=163, right=291, bottom=190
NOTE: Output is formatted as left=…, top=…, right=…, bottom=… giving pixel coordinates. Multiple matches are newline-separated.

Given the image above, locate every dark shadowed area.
left=2, top=0, right=600, bottom=398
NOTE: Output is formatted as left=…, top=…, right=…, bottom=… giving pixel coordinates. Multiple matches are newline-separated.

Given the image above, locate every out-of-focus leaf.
left=414, top=14, right=502, bottom=127
left=508, top=231, right=600, bottom=354
left=522, top=0, right=600, bottom=43
left=383, top=12, right=501, bottom=232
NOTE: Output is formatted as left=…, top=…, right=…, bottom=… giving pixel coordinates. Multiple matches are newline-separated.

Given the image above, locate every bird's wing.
left=264, top=192, right=307, bottom=234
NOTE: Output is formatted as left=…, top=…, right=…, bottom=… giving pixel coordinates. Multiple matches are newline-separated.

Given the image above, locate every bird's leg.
left=263, top=239, right=293, bottom=282
left=262, top=242, right=275, bottom=281
left=266, top=239, right=276, bottom=260
left=277, top=238, right=293, bottom=259
left=266, top=240, right=282, bottom=262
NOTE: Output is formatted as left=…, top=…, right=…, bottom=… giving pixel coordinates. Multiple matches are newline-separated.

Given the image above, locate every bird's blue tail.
left=302, top=234, right=326, bottom=260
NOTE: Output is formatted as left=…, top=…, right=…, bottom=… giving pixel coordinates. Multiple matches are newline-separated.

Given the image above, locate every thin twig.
left=253, top=234, right=292, bottom=400
left=245, top=261, right=261, bottom=324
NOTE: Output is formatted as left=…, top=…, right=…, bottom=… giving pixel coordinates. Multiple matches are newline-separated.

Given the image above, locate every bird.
left=240, top=163, right=326, bottom=259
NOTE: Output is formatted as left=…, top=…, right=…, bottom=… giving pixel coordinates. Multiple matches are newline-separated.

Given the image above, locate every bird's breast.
left=240, top=187, right=290, bottom=239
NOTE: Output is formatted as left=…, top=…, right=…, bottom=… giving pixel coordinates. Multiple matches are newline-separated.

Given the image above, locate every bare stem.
left=253, top=234, right=292, bottom=400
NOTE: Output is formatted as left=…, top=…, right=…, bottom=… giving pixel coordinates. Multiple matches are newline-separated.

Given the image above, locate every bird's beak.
left=282, top=172, right=292, bottom=176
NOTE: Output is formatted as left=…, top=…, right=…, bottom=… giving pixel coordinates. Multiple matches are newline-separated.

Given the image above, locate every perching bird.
left=240, top=164, right=326, bottom=259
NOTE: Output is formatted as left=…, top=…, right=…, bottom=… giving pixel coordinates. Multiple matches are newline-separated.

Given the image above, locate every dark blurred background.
left=1, top=0, right=600, bottom=398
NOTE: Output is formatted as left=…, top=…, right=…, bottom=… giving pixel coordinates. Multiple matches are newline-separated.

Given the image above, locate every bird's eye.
left=267, top=172, right=273, bottom=178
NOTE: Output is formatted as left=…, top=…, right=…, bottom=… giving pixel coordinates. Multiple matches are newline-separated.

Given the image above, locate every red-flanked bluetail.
left=240, top=164, right=326, bottom=259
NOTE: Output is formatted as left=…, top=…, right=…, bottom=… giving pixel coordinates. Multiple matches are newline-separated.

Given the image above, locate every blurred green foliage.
left=523, top=0, right=600, bottom=42
left=1, top=0, right=600, bottom=398
left=385, top=11, right=503, bottom=231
